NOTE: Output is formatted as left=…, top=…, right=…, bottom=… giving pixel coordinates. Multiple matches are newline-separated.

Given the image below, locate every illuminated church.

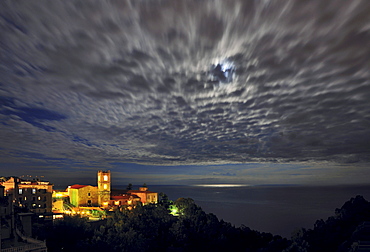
left=67, top=170, right=111, bottom=208
left=54, top=170, right=158, bottom=212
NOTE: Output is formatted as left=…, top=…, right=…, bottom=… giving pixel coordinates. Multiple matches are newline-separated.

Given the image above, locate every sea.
left=141, top=184, right=370, bottom=238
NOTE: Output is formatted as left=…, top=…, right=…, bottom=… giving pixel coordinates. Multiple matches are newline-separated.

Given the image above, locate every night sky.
left=1, top=0, right=369, bottom=187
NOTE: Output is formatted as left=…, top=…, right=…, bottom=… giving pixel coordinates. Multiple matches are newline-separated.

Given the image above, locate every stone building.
left=128, top=187, right=158, bottom=205
left=54, top=170, right=158, bottom=212
left=0, top=185, right=11, bottom=240
left=67, top=185, right=99, bottom=207
left=108, top=194, right=141, bottom=210
left=0, top=185, right=47, bottom=252
left=97, top=170, right=111, bottom=207
left=66, top=170, right=112, bottom=208
left=0, top=177, right=53, bottom=214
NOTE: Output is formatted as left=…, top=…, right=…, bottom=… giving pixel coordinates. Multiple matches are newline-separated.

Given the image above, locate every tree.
left=126, top=183, right=133, bottom=190
left=173, top=198, right=201, bottom=217
left=46, top=215, right=93, bottom=252
left=285, top=195, right=370, bottom=252
left=32, top=196, right=291, bottom=251
left=158, top=192, right=172, bottom=209
left=91, top=203, right=176, bottom=251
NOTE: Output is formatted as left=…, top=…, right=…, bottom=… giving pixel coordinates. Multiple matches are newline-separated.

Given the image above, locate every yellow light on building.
left=115, top=201, right=120, bottom=205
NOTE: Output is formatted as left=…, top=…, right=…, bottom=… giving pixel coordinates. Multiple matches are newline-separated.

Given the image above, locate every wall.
left=77, top=186, right=99, bottom=207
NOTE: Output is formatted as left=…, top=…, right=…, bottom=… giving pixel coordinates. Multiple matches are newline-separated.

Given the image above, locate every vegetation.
left=126, top=183, right=133, bottom=190
left=33, top=195, right=370, bottom=252
left=284, top=195, right=370, bottom=252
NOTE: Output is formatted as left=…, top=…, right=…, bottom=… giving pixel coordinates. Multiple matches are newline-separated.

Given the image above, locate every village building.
left=108, top=194, right=141, bottom=210
left=52, top=190, right=69, bottom=213
left=53, top=170, right=158, bottom=216
left=97, top=170, right=111, bottom=206
left=0, top=185, right=47, bottom=252
left=63, top=170, right=112, bottom=209
left=0, top=176, right=53, bottom=214
left=67, top=184, right=99, bottom=207
left=128, top=187, right=158, bottom=205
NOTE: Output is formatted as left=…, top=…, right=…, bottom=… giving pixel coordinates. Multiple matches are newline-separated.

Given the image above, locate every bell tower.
left=97, top=170, right=111, bottom=207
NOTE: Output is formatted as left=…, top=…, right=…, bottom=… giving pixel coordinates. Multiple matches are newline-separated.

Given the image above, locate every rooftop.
left=68, top=184, right=90, bottom=189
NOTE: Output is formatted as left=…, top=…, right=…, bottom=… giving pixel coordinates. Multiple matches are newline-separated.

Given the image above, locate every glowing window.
left=24, top=196, right=27, bottom=201
left=19, top=189, right=23, bottom=194
left=38, top=196, right=41, bottom=200
left=115, top=201, right=120, bottom=205
left=103, top=184, right=107, bottom=190
left=103, top=175, right=108, bottom=181
left=32, top=188, right=36, bottom=194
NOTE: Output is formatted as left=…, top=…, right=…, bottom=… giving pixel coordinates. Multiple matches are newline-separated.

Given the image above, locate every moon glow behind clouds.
left=0, top=0, right=369, bottom=175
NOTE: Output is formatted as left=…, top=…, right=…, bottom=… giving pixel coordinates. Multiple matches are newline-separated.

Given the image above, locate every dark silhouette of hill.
left=32, top=195, right=370, bottom=252
left=285, top=195, right=370, bottom=252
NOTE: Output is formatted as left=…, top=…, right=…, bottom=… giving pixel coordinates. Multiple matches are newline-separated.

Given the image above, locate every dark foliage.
left=36, top=195, right=370, bottom=252
left=159, top=192, right=172, bottom=209
left=45, top=216, right=94, bottom=252
left=285, top=195, right=370, bottom=252
left=126, top=183, right=133, bottom=190
left=38, top=198, right=289, bottom=252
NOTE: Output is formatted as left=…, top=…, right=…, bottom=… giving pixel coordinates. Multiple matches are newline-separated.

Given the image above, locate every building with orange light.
left=52, top=190, right=69, bottom=213
left=0, top=176, right=53, bottom=214
left=97, top=170, right=111, bottom=206
left=108, top=194, right=141, bottom=210
left=128, top=187, right=158, bottom=205
left=52, top=170, right=158, bottom=216
left=67, top=184, right=99, bottom=207
left=63, top=170, right=112, bottom=208
left=0, top=182, right=48, bottom=251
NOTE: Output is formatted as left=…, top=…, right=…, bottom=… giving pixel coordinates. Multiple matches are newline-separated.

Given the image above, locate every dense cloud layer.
left=1, top=0, right=369, bottom=170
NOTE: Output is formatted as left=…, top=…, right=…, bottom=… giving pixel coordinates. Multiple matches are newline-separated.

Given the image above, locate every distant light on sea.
left=194, top=184, right=250, bottom=187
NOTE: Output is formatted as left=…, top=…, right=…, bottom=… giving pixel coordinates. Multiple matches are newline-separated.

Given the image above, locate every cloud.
left=0, top=0, right=369, bottom=179
left=213, top=172, right=236, bottom=177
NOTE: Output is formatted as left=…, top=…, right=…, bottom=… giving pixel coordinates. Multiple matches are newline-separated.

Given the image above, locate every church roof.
left=69, top=184, right=90, bottom=189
